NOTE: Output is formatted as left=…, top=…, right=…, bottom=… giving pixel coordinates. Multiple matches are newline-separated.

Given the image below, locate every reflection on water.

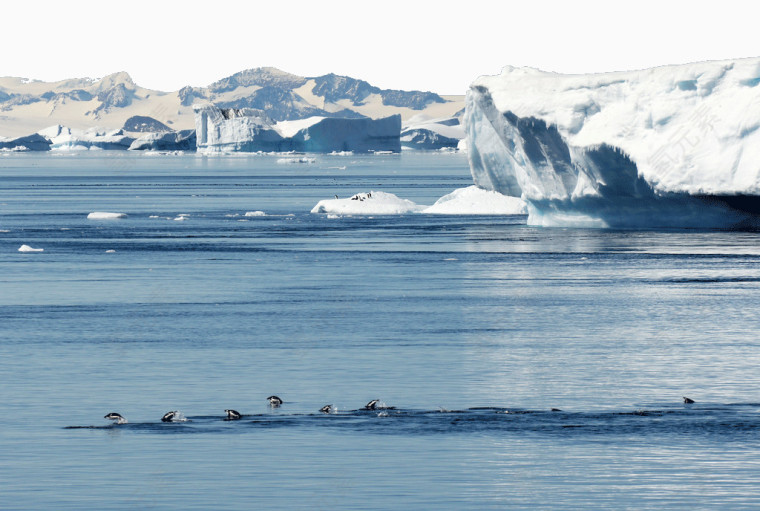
left=2, top=153, right=760, bottom=509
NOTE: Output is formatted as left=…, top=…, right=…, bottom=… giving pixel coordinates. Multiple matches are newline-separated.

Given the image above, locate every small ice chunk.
left=18, top=244, right=43, bottom=252
left=87, top=212, right=127, bottom=220
left=244, top=211, right=266, bottom=217
left=276, top=157, right=315, bottom=164
left=105, top=249, right=116, bottom=253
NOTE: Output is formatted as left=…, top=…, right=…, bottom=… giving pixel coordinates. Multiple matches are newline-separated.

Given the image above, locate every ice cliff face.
left=195, top=104, right=401, bottom=153
left=466, top=58, right=760, bottom=227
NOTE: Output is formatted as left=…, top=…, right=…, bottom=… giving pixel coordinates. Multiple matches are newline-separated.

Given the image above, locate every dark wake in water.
left=65, top=404, right=760, bottom=439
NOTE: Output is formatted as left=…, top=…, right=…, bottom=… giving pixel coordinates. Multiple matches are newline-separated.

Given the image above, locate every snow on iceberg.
left=87, top=212, right=127, bottom=219
left=18, top=244, right=43, bottom=252
left=423, top=186, right=527, bottom=215
left=466, top=58, right=760, bottom=228
left=311, top=192, right=424, bottom=215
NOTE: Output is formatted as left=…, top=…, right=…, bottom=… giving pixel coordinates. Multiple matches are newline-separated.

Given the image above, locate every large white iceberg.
left=194, top=104, right=401, bottom=153
left=466, top=58, right=760, bottom=228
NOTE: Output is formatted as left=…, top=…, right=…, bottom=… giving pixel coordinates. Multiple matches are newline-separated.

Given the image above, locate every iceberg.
left=0, top=133, right=51, bottom=151
left=466, top=58, right=760, bottom=228
left=311, top=187, right=526, bottom=216
left=423, top=186, right=527, bottom=215
left=401, top=114, right=464, bottom=150
left=129, top=130, right=196, bottom=151
left=194, top=104, right=401, bottom=153
left=311, top=192, right=424, bottom=215
left=40, top=125, right=135, bottom=151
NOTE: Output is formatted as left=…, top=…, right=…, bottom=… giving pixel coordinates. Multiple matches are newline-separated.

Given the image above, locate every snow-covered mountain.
left=0, top=68, right=463, bottom=138
left=466, top=57, right=760, bottom=228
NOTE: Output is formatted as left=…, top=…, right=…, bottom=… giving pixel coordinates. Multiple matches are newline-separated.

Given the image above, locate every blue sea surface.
left=2, top=152, right=760, bottom=509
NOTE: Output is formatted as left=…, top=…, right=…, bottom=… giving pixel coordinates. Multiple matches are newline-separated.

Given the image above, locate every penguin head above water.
left=267, top=396, right=283, bottom=407
left=104, top=412, right=127, bottom=424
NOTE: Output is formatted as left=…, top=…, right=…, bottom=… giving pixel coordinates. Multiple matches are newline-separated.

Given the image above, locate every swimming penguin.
left=104, top=412, right=127, bottom=424
left=364, top=399, right=380, bottom=410
left=319, top=405, right=334, bottom=414
left=267, top=396, right=283, bottom=407
left=161, top=411, right=178, bottom=422
left=225, top=409, right=242, bottom=420
left=683, top=397, right=695, bottom=404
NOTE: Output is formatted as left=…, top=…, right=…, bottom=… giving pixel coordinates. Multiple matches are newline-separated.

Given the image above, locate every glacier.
left=466, top=58, right=760, bottom=228
left=194, top=104, right=401, bottom=153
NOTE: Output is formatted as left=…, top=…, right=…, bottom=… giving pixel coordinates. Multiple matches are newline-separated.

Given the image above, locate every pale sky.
left=2, top=0, right=759, bottom=95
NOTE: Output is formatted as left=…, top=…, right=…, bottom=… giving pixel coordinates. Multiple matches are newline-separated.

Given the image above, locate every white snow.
left=422, top=186, right=527, bottom=215
left=275, top=117, right=325, bottom=138
left=311, top=191, right=424, bottom=215
left=18, top=244, right=43, bottom=252
left=403, top=114, right=465, bottom=140
left=466, top=57, right=760, bottom=227
left=87, top=212, right=127, bottom=219
left=244, top=211, right=266, bottom=217
left=311, top=187, right=527, bottom=216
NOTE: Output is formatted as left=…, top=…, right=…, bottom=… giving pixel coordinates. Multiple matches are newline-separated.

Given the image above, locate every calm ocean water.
left=2, top=152, right=760, bottom=509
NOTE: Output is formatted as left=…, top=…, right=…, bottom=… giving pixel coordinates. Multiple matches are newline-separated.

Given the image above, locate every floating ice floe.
left=312, top=187, right=527, bottom=216
left=422, top=186, right=527, bottom=215
left=18, top=244, right=43, bottom=252
left=276, top=157, right=316, bottom=164
left=311, top=191, right=424, bottom=215
left=244, top=211, right=266, bottom=217
left=87, top=212, right=127, bottom=220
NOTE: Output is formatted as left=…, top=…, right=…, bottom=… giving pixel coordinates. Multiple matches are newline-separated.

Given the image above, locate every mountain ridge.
left=0, top=68, right=463, bottom=138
